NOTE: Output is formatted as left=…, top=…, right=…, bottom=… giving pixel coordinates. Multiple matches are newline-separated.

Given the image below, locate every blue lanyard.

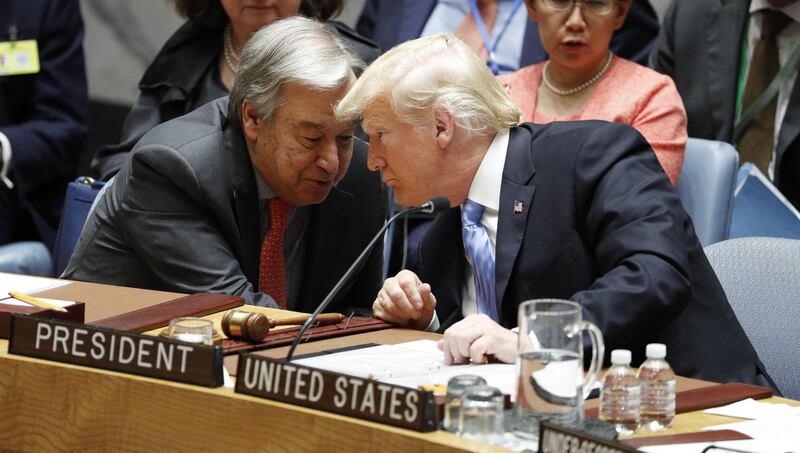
left=470, top=0, right=524, bottom=75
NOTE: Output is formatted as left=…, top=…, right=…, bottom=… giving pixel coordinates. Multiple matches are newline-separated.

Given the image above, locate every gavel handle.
left=272, top=313, right=345, bottom=327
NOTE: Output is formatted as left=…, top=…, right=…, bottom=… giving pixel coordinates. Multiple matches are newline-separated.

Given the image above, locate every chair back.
left=705, top=237, right=800, bottom=399
left=677, top=138, right=739, bottom=246
left=53, top=177, right=107, bottom=276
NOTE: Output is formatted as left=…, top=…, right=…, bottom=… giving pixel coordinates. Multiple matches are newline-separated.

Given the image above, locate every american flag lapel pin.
left=513, top=200, right=524, bottom=214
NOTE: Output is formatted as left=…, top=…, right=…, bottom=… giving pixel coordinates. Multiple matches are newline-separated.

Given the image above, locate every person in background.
left=0, top=0, right=88, bottom=275
left=65, top=17, right=385, bottom=314
left=91, top=0, right=380, bottom=181
left=356, top=0, right=659, bottom=74
left=498, top=0, right=686, bottom=184
left=651, top=0, right=800, bottom=207
left=335, top=34, right=773, bottom=386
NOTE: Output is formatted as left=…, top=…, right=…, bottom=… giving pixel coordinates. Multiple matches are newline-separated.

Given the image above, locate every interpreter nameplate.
left=8, top=314, right=224, bottom=387
left=539, top=422, right=638, bottom=453
left=235, top=352, right=438, bottom=432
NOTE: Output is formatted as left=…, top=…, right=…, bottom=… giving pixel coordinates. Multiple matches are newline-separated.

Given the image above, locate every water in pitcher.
left=516, top=349, right=582, bottom=425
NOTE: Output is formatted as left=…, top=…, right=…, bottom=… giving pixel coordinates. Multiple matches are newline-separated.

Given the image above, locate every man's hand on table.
left=372, top=270, right=437, bottom=330
left=437, top=314, right=517, bottom=365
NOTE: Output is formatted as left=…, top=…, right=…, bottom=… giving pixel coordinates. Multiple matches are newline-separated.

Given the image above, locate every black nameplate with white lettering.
left=235, top=352, right=438, bottom=432
left=539, top=422, right=638, bottom=453
left=8, top=314, right=223, bottom=387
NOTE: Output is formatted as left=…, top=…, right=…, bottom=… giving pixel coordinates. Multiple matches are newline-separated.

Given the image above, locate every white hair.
left=229, top=16, right=364, bottom=122
left=336, top=34, right=520, bottom=137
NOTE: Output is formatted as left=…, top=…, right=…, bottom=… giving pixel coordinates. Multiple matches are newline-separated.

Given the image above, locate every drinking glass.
left=515, top=299, right=604, bottom=427
left=459, top=385, right=504, bottom=442
left=168, top=317, right=214, bottom=345
left=443, top=375, right=487, bottom=432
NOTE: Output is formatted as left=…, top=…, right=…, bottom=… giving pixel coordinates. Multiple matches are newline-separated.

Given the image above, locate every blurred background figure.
left=0, top=0, right=88, bottom=275
left=499, top=0, right=686, bottom=183
left=356, top=0, right=659, bottom=75
left=652, top=0, right=800, bottom=208
left=91, top=0, right=379, bottom=181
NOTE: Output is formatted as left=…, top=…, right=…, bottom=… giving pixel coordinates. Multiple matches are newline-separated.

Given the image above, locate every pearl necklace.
left=223, top=23, right=240, bottom=74
left=542, top=52, right=614, bottom=96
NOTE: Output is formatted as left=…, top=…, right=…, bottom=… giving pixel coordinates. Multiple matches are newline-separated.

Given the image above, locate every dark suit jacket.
left=90, top=20, right=380, bottom=181
left=413, top=122, right=773, bottom=386
left=65, top=98, right=386, bottom=314
left=357, top=0, right=659, bottom=67
left=0, top=0, right=88, bottom=247
left=651, top=0, right=800, bottom=208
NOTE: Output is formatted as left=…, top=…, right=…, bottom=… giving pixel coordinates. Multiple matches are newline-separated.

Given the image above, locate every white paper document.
left=0, top=272, right=71, bottom=300
left=642, top=438, right=798, bottom=453
left=703, top=398, right=800, bottom=420
left=294, top=339, right=518, bottom=398
left=0, top=297, right=76, bottom=308
left=704, top=415, right=800, bottom=448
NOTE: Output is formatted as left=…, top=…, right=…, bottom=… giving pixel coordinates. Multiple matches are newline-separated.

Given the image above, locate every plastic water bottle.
left=638, top=343, right=676, bottom=430
left=599, top=349, right=640, bottom=435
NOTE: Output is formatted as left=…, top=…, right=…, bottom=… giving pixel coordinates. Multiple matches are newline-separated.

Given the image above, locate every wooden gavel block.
left=221, top=311, right=345, bottom=342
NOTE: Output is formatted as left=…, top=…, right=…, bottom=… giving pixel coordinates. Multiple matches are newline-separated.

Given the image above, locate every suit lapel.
left=495, top=127, right=536, bottom=315
left=286, top=186, right=350, bottom=312
left=706, top=0, right=749, bottom=140
left=396, top=0, right=437, bottom=44
left=227, top=122, right=261, bottom=286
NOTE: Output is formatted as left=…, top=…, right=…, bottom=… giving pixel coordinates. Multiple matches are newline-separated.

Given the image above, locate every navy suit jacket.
left=357, top=0, right=659, bottom=66
left=412, top=122, right=773, bottom=387
left=0, top=0, right=88, bottom=247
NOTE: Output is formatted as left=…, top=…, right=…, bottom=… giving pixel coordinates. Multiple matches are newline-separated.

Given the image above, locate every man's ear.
left=241, top=101, right=261, bottom=142
left=524, top=0, right=539, bottom=23
left=434, top=106, right=456, bottom=151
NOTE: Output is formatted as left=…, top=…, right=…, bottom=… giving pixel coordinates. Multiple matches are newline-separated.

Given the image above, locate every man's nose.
left=317, top=142, right=340, bottom=174
left=367, top=146, right=386, bottom=172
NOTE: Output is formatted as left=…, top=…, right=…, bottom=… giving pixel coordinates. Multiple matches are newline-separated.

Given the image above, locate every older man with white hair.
left=64, top=17, right=386, bottom=314
left=336, top=34, right=774, bottom=386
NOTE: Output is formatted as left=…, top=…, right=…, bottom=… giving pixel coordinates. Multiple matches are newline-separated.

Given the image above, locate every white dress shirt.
left=427, top=130, right=509, bottom=331
left=744, top=1, right=800, bottom=179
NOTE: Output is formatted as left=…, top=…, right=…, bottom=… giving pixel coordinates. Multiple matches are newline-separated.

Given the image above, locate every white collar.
left=750, top=0, right=800, bottom=24
left=466, top=129, right=510, bottom=211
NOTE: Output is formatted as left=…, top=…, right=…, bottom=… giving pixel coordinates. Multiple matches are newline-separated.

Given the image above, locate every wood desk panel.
left=0, top=340, right=504, bottom=452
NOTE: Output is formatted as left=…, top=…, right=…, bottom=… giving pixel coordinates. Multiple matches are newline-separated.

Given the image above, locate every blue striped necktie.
left=461, top=199, right=498, bottom=321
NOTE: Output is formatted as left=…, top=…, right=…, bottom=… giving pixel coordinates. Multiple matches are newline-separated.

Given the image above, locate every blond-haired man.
left=336, top=34, right=773, bottom=386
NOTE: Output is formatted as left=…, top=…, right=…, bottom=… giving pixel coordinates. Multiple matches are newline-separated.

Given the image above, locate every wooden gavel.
left=221, top=310, right=345, bottom=342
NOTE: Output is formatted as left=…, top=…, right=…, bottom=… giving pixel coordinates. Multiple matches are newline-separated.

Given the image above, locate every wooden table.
left=0, top=280, right=794, bottom=451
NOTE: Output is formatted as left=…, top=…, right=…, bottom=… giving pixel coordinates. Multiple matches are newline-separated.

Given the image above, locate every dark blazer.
left=90, top=20, right=380, bottom=181
left=413, top=122, right=773, bottom=386
left=651, top=0, right=800, bottom=208
left=0, top=0, right=88, bottom=248
left=65, top=98, right=386, bottom=314
left=356, top=0, right=659, bottom=67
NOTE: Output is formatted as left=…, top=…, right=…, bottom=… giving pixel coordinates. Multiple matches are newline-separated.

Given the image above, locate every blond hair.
left=336, top=34, right=520, bottom=136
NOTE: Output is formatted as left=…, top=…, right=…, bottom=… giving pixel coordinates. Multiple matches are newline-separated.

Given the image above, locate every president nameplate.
left=235, top=353, right=438, bottom=432
left=8, top=314, right=224, bottom=387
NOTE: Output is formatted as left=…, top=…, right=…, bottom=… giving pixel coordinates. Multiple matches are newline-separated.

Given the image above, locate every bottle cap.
left=610, top=349, right=631, bottom=365
left=646, top=343, right=667, bottom=359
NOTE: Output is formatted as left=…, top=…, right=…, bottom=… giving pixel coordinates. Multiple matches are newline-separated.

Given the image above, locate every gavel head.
left=221, top=310, right=271, bottom=342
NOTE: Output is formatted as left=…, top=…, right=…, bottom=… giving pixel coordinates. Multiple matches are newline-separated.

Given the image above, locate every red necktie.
left=259, top=198, right=291, bottom=308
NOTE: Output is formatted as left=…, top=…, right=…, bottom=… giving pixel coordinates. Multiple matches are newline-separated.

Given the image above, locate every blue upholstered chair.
left=704, top=237, right=800, bottom=399
left=52, top=177, right=109, bottom=276
left=677, top=138, right=739, bottom=247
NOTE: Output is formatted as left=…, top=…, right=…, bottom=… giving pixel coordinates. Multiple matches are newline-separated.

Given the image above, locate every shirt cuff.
left=424, top=311, right=440, bottom=332
left=0, top=132, right=12, bottom=189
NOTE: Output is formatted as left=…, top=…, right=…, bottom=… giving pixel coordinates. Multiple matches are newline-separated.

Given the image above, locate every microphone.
left=285, top=196, right=450, bottom=361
